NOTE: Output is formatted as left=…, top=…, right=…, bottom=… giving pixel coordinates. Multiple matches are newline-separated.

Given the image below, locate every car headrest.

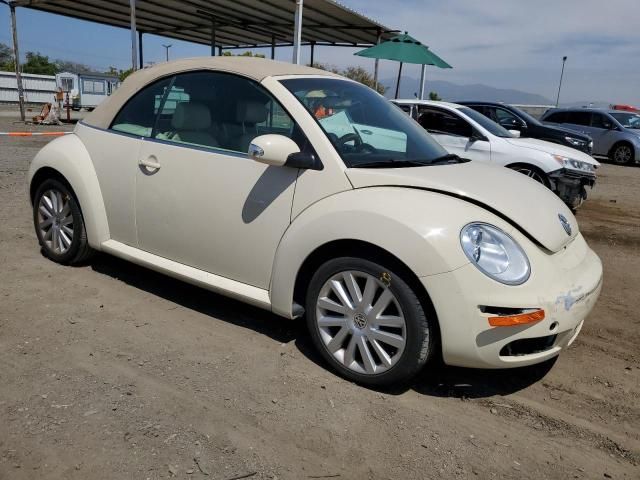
left=171, top=102, right=211, bottom=130
left=236, top=100, right=267, bottom=124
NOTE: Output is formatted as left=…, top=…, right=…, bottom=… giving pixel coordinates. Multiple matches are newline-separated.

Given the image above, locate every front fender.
left=269, top=187, right=513, bottom=318
left=504, top=153, right=557, bottom=174
left=28, top=134, right=109, bottom=249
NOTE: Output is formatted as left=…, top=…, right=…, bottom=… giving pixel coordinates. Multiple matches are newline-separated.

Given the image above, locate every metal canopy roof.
left=10, top=0, right=396, bottom=48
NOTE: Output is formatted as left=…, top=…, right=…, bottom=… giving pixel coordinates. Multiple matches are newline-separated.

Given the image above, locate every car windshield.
left=279, top=78, right=449, bottom=168
left=509, top=106, right=542, bottom=126
left=610, top=112, right=640, bottom=129
left=458, top=107, right=513, bottom=138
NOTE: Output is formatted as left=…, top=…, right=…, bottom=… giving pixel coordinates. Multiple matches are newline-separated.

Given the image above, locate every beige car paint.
left=74, top=123, right=141, bottom=247
left=135, top=139, right=298, bottom=290
left=28, top=133, right=110, bottom=249
left=346, top=161, right=578, bottom=253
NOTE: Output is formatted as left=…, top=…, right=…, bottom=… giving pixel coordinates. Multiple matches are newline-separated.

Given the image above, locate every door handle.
left=139, top=156, right=161, bottom=170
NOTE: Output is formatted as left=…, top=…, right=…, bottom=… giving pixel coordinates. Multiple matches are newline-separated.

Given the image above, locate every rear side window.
left=591, top=113, right=610, bottom=129
left=566, top=111, right=591, bottom=126
left=544, top=111, right=567, bottom=123
left=110, top=76, right=174, bottom=137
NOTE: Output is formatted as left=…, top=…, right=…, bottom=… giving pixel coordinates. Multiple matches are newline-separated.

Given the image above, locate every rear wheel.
left=33, top=178, right=93, bottom=265
left=305, top=257, right=434, bottom=386
left=610, top=143, right=633, bottom=165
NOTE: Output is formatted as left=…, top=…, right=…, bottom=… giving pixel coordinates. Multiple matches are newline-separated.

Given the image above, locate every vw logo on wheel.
left=558, top=213, right=572, bottom=236
left=353, top=313, right=368, bottom=329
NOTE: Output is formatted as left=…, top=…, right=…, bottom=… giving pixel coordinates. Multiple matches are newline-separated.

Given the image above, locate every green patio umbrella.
left=355, top=32, right=452, bottom=99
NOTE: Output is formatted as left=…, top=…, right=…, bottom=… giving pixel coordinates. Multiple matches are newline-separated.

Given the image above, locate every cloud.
left=339, top=0, right=640, bottom=104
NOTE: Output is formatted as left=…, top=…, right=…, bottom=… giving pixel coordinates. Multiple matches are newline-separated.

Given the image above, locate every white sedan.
left=393, top=100, right=600, bottom=209
left=28, top=57, right=602, bottom=386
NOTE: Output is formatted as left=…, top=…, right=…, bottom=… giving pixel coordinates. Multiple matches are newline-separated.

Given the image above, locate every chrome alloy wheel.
left=511, top=166, right=547, bottom=184
left=37, top=189, right=74, bottom=254
left=315, top=271, right=407, bottom=375
left=613, top=145, right=632, bottom=164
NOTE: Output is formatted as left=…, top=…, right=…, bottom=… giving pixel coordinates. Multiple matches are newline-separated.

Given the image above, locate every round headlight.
left=460, top=223, right=531, bottom=285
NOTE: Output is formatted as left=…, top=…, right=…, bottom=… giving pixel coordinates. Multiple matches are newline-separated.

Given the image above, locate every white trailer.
left=0, top=71, right=57, bottom=104
left=56, top=72, right=120, bottom=110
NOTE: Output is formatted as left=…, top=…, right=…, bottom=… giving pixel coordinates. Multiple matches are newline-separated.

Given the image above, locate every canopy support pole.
left=373, top=29, right=381, bottom=90
left=138, top=31, right=144, bottom=68
left=271, top=34, right=276, bottom=59
left=211, top=19, right=217, bottom=56
left=394, top=61, right=403, bottom=99
left=9, top=4, right=25, bottom=121
left=418, top=64, right=426, bottom=100
left=129, top=0, right=138, bottom=70
left=310, top=41, right=315, bottom=66
left=292, top=0, right=303, bottom=64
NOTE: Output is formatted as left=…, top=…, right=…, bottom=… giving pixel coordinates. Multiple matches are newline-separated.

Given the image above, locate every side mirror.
left=508, top=129, right=521, bottom=138
left=602, top=122, right=614, bottom=130
left=469, top=130, right=486, bottom=143
left=248, top=134, right=300, bottom=167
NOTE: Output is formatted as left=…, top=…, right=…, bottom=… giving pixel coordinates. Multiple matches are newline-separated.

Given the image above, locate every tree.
left=22, top=52, right=58, bottom=75
left=428, top=91, right=442, bottom=101
left=341, top=66, right=386, bottom=95
left=0, top=43, right=15, bottom=71
left=55, top=60, right=94, bottom=74
left=119, top=68, right=134, bottom=82
left=309, top=63, right=386, bottom=95
left=221, top=51, right=265, bottom=58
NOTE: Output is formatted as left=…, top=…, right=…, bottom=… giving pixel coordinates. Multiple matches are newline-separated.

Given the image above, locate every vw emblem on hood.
left=558, top=213, right=572, bottom=236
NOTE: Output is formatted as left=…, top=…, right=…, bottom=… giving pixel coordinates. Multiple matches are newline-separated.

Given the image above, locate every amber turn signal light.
left=488, top=309, right=545, bottom=327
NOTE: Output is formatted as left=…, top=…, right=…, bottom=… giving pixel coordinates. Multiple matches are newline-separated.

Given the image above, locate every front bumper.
left=422, top=233, right=603, bottom=369
left=549, top=168, right=597, bottom=209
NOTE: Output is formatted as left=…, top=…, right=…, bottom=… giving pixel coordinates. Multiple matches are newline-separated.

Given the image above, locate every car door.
left=416, top=106, right=491, bottom=162
left=589, top=112, right=617, bottom=156
left=78, top=75, right=174, bottom=247
left=134, top=71, right=301, bottom=290
left=564, top=111, right=592, bottom=136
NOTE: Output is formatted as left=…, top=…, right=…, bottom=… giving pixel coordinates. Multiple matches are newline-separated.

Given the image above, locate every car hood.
left=539, top=123, right=591, bottom=140
left=346, top=161, right=578, bottom=253
left=505, top=137, right=600, bottom=166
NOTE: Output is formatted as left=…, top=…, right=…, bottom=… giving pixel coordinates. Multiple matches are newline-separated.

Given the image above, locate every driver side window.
left=417, top=108, right=472, bottom=138
left=495, top=108, right=521, bottom=127
left=152, top=71, right=300, bottom=154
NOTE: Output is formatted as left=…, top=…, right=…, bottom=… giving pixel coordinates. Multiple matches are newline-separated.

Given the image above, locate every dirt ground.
left=1, top=111, right=638, bottom=480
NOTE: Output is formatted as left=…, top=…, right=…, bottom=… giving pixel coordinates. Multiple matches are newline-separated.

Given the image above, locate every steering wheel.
left=336, top=132, right=378, bottom=154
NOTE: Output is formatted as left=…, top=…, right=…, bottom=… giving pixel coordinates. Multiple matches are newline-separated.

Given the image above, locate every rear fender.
left=28, top=134, right=109, bottom=249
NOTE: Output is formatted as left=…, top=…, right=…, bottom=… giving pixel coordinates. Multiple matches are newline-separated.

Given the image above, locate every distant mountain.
left=381, top=76, right=554, bottom=105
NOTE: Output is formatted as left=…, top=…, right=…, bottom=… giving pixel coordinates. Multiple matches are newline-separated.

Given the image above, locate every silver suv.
left=541, top=108, right=640, bottom=165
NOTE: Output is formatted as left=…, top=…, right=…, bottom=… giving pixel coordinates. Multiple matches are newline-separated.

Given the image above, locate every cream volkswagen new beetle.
left=28, top=58, right=603, bottom=386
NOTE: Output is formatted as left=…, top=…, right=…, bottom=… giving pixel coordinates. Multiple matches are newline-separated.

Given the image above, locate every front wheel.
left=305, top=257, right=434, bottom=386
left=33, top=178, right=93, bottom=265
left=508, top=165, right=550, bottom=188
left=610, top=144, right=633, bottom=165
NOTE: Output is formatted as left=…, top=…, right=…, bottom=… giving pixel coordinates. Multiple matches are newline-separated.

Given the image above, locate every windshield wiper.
left=429, top=154, right=469, bottom=165
left=351, top=159, right=433, bottom=169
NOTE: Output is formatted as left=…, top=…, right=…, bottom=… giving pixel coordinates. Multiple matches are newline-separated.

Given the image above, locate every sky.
left=1, top=0, right=639, bottom=105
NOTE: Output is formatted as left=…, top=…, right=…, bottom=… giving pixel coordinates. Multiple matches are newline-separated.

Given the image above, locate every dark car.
left=457, top=101, right=593, bottom=155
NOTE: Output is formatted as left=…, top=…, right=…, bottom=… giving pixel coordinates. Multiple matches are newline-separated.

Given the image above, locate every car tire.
left=305, top=257, right=435, bottom=387
left=508, top=164, right=550, bottom=188
left=610, top=143, right=633, bottom=165
left=33, top=178, right=93, bottom=265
